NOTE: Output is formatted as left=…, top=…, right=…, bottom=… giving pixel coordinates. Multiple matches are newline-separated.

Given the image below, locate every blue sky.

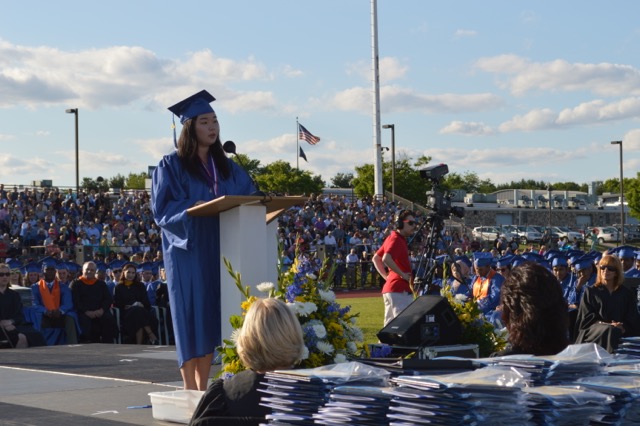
left=1, top=1, right=639, bottom=189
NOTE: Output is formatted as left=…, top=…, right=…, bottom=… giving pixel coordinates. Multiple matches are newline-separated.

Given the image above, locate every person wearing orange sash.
left=471, top=252, right=504, bottom=316
left=31, top=259, right=78, bottom=344
left=69, top=261, right=117, bottom=343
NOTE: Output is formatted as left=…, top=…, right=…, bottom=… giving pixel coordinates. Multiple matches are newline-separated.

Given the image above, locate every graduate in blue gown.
left=151, top=90, right=256, bottom=390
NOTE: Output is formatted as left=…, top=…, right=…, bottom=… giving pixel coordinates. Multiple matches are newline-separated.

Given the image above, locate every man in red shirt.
left=372, top=210, right=416, bottom=326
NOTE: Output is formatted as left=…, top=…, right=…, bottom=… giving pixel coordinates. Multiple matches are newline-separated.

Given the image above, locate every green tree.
left=81, top=177, right=109, bottom=192
left=330, top=172, right=354, bottom=188
left=254, top=160, right=323, bottom=195
left=599, top=178, right=621, bottom=195
left=125, top=172, right=148, bottom=189
left=623, top=173, right=640, bottom=220
left=109, top=174, right=126, bottom=189
left=229, top=154, right=261, bottom=176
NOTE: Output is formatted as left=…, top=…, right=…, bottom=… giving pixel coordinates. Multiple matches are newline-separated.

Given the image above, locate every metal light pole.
left=65, top=108, right=80, bottom=195
left=611, top=140, right=624, bottom=245
left=382, top=124, right=395, bottom=201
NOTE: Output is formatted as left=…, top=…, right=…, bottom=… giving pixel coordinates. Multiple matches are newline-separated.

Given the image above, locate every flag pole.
left=296, top=117, right=299, bottom=170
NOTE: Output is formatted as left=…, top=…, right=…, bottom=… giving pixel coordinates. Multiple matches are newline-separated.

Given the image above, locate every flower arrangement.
left=217, top=254, right=365, bottom=377
left=442, top=284, right=507, bottom=357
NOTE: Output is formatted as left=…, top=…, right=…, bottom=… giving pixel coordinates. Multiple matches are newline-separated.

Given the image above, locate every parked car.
left=613, top=224, right=640, bottom=241
left=588, top=226, right=621, bottom=244
left=551, top=226, right=584, bottom=242
left=513, top=225, right=543, bottom=244
left=472, top=226, right=519, bottom=242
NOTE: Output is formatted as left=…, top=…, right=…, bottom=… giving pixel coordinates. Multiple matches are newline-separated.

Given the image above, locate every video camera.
left=419, top=164, right=464, bottom=219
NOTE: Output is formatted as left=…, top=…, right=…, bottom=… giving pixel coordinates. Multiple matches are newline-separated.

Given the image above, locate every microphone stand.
left=222, top=141, right=266, bottom=197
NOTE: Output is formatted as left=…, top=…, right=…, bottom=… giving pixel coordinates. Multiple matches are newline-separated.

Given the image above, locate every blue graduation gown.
left=30, top=281, right=80, bottom=345
left=151, top=151, right=255, bottom=367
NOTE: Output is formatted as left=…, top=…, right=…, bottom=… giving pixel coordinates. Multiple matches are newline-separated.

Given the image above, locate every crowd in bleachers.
left=1, top=185, right=639, bottom=353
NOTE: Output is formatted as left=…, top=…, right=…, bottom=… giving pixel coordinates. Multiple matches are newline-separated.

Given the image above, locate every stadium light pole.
left=611, top=140, right=624, bottom=245
left=382, top=124, right=395, bottom=201
left=65, top=108, right=80, bottom=195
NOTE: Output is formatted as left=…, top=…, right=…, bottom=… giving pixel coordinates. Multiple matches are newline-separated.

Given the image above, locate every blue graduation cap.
left=473, top=252, right=493, bottom=267
left=21, top=262, right=40, bottom=275
left=66, top=261, right=81, bottom=275
left=551, top=255, right=569, bottom=268
left=435, top=255, right=449, bottom=266
left=608, top=245, right=637, bottom=259
left=55, top=261, right=69, bottom=271
left=511, top=255, right=525, bottom=268
left=496, top=255, right=514, bottom=269
left=454, top=255, right=472, bottom=268
left=636, top=251, right=640, bottom=260
left=41, top=257, right=57, bottom=270
left=544, top=249, right=561, bottom=261
left=6, top=259, right=22, bottom=271
left=168, top=90, right=216, bottom=125
left=521, top=252, right=544, bottom=264
left=152, top=260, right=164, bottom=275
left=574, top=255, right=596, bottom=271
left=108, top=259, right=126, bottom=271
left=95, top=261, right=107, bottom=272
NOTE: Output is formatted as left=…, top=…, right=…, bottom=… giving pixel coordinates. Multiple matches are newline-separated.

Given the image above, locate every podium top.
left=187, top=195, right=307, bottom=223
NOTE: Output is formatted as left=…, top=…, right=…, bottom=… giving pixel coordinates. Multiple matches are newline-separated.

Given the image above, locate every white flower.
left=334, top=353, right=347, bottom=364
left=300, top=345, right=309, bottom=360
left=312, top=324, right=327, bottom=339
left=346, top=342, right=357, bottom=354
left=454, top=294, right=469, bottom=303
left=316, top=341, right=334, bottom=355
left=256, top=282, right=275, bottom=293
left=229, top=328, right=241, bottom=344
left=297, top=302, right=317, bottom=317
left=318, top=289, right=336, bottom=303
left=306, top=273, right=317, bottom=280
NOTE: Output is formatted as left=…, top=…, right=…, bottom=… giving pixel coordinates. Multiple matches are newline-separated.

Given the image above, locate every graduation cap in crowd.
left=551, top=255, right=569, bottom=268
left=66, top=262, right=81, bottom=275
left=55, top=261, right=68, bottom=271
left=544, top=249, right=561, bottom=261
left=496, top=255, right=514, bottom=269
left=573, top=255, right=596, bottom=272
left=40, top=257, right=57, bottom=270
left=21, top=262, right=40, bottom=275
left=455, top=255, right=472, bottom=269
left=608, top=245, right=637, bottom=259
left=473, top=251, right=493, bottom=267
left=636, top=251, right=640, bottom=260
left=168, top=90, right=216, bottom=125
left=108, top=259, right=126, bottom=271
left=95, top=261, right=108, bottom=273
left=6, top=258, right=22, bottom=271
left=138, top=261, right=153, bottom=274
left=521, top=252, right=544, bottom=264
left=511, top=255, right=526, bottom=268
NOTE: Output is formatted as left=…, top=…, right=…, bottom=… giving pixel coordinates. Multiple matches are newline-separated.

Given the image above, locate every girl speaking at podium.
left=152, top=90, right=256, bottom=390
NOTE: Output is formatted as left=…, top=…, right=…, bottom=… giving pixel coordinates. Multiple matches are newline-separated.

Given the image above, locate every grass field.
left=339, top=296, right=384, bottom=346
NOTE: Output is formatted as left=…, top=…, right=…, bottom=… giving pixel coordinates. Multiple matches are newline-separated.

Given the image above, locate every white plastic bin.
left=148, top=390, right=205, bottom=424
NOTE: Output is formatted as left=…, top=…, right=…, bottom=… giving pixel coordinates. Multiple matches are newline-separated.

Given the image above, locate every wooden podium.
left=187, top=195, right=306, bottom=343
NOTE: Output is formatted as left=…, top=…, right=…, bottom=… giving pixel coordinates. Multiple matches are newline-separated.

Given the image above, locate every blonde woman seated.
left=575, top=254, right=640, bottom=353
left=190, top=298, right=304, bottom=425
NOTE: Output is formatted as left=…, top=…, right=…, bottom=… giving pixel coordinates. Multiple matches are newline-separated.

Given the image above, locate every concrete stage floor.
left=0, top=344, right=219, bottom=425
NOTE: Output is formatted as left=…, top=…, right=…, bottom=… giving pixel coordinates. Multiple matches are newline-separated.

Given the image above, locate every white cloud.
left=498, top=108, right=557, bottom=132
left=346, top=56, right=408, bottom=83
left=0, top=134, right=15, bottom=141
left=0, top=39, right=281, bottom=113
left=439, top=121, right=494, bottom=136
left=453, top=29, right=477, bottom=38
left=623, top=128, right=640, bottom=151
left=332, top=85, right=504, bottom=114
left=474, top=54, right=640, bottom=97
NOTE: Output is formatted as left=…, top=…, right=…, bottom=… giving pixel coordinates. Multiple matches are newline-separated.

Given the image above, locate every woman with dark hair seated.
left=575, top=254, right=640, bottom=353
left=493, top=262, right=569, bottom=356
left=190, top=298, right=304, bottom=425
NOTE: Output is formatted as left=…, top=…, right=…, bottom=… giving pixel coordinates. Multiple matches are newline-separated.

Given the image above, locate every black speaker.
left=377, top=295, right=462, bottom=347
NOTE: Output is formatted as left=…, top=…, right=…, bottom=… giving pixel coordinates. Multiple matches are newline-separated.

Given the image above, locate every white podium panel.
left=219, top=204, right=271, bottom=343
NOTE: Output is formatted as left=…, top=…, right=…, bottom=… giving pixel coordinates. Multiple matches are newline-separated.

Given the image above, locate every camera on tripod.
left=419, top=164, right=464, bottom=219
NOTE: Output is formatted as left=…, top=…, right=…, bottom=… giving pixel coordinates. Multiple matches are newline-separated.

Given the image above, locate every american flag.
left=298, top=124, right=320, bottom=145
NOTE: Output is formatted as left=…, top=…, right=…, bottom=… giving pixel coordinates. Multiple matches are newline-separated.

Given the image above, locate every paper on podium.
left=187, top=195, right=307, bottom=223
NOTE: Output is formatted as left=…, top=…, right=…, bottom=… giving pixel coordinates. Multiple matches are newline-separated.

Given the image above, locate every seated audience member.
left=113, top=262, right=159, bottom=345
left=444, top=256, right=472, bottom=298
left=190, top=298, right=304, bottom=425
left=70, top=261, right=118, bottom=343
left=575, top=254, right=640, bottom=353
left=470, top=252, right=504, bottom=316
left=493, top=262, right=569, bottom=356
left=31, top=259, right=78, bottom=345
left=0, top=263, right=46, bottom=348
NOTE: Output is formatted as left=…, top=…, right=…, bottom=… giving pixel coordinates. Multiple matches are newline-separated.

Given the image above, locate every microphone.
left=223, top=141, right=265, bottom=196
